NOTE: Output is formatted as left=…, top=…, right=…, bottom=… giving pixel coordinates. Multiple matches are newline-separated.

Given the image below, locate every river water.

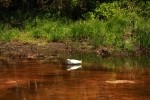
left=0, top=52, right=149, bottom=100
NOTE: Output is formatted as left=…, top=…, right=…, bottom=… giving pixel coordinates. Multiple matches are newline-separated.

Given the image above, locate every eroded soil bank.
left=0, top=41, right=149, bottom=60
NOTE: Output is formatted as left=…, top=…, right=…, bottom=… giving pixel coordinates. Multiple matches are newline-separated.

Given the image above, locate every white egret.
left=66, top=59, right=82, bottom=65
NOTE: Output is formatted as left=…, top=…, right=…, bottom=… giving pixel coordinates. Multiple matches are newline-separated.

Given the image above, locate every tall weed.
left=135, top=19, right=150, bottom=49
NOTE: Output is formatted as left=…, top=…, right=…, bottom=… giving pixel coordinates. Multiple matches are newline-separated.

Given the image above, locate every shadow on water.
left=0, top=52, right=149, bottom=100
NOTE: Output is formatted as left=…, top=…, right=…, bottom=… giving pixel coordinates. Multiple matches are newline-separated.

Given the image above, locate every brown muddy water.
left=0, top=52, right=150, bottom=100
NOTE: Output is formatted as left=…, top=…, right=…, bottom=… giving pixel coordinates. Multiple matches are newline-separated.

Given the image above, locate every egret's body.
left=66, top=59, right=82, bottom=65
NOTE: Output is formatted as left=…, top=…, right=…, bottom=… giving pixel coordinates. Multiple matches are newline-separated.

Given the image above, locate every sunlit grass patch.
left=24, top=18, right=71, bottom=42
left=0, top=27, right=20, bottom=42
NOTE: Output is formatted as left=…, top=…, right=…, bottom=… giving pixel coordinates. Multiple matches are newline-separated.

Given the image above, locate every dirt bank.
left=0, top=41, right=149, bottom=60
left=0, top=41, right=94, bottom=60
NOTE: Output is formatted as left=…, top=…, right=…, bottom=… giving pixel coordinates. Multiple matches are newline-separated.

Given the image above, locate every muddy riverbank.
left=0, top=41, right=149, bottom=60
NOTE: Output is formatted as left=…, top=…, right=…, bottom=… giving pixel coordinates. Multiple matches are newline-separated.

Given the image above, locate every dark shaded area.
left=0, top=0, right=148, bottom=20
left=0, top=0, right=149, bottom=28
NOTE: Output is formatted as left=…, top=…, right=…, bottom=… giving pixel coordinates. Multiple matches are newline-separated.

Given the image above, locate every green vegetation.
left=0, top=0, right=149, bottom=52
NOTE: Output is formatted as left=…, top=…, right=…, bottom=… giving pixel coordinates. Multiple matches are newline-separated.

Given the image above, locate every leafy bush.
left=95, top=1, right=123, bottom=20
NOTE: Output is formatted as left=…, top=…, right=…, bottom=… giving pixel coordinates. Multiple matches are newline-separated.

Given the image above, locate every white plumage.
left=67, top=65, right=82, bottom=71
left=66, top=59, right=82, bottom=65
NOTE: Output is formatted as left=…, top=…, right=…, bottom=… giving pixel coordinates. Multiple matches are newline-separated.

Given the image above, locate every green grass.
left=0, top=25, right=20, bottom=42
left=0, top=13, right=149, bottom=51
left=24, top=18, right=71, bottom=42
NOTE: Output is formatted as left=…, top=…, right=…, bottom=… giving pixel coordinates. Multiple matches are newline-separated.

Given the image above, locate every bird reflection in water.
left=67, top=65, right=82, bottom=71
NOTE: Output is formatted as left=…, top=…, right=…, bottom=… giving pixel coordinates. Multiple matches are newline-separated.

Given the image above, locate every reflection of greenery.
left=71, top=52, right=150, bottom=71
left=71, top=52, right=101, bottom=63
left=136, top=55, right=150, bottom=67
